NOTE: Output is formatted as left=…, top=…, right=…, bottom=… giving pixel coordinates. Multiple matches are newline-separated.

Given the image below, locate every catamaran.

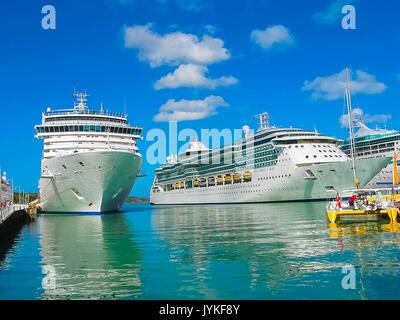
left=326, top=67, right=399, bottom=222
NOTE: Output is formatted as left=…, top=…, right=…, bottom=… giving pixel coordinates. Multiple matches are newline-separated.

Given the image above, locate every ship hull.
left=150, top=157, right=391, bottom=205
left=38, top=150, right=143, bottom=213
left=364, top=162, right=397, bottom=188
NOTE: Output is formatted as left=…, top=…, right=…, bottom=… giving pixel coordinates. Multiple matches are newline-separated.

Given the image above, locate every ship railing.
left=43, top=119, right=129, bottom=125
left=0, top=202, right=14, bottom=224
left=44, top=109, right=127, bottom=118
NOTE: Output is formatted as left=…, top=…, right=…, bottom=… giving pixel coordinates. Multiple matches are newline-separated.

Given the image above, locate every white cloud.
left=154, top=64, right=238, bottom=89
left=105, top=0, right=134, bottom=5
left=302, top=69, right=387, bottom=100
left=175, top=0, right=204, bottom=11
left=107, top=0, right=205, bottom=10
left=124, top=24, right=230, bottom=67
left=312, top=0, right=357, bottom=25
left=339, top=108, right=392, bottom=128
left=204, top=24, right=219, bottom=35
left=153, top=95, right=229, bottom=122
left=250, top=25, right=295, bottom=51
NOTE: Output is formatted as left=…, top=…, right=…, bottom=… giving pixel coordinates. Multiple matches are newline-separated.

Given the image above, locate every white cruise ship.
left=0, top=171, right=13, bottom=211
left=150, top=112, right=391, bottom=205
left=34, top=91, right=143, bottom=213
left=340, top=121, right=400, bottom=188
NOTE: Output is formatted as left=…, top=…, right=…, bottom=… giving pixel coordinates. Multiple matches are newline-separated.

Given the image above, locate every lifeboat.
left=243, top=172, right=252, bottom=182
left=208, top=177, right=216, bottom=186
left=180, top=182, right=185, bottom=188
left=233, top=173, right=241, bottom=183
left=199, top=178, right=207, bottom=187
left=175, top=182, right=180, bottom=188
left=193, top=179, right=199, bottom=187
left=224, top=174, right=232, bottom=184
left=216, top=176, right=223, bottom=185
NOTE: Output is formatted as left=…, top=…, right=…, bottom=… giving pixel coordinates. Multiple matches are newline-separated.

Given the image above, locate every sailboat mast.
left=345, top=67, right=358, bottom=187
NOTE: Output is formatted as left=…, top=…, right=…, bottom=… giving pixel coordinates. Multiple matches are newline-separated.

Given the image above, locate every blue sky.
left=0, top=0, right=399, bottom=197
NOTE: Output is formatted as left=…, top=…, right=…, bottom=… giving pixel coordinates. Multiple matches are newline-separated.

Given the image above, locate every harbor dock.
left=0, top=203, right=35, bottom=236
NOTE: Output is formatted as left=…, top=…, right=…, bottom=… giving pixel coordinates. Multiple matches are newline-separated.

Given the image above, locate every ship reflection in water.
left=1, top=202, right=400, bottom=299
left=150, top=202, right=400, bottom=299
left=39, top=213, right=143, bottom=299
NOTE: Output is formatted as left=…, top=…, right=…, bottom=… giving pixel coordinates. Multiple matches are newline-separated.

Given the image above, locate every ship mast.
left=345, top=67, right=359, bottom=188
left=73, top=90, right=89, bottom=111
left=253, top=112, right=269, bottom=131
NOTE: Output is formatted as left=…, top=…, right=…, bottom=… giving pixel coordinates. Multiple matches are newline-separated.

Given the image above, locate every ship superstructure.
left=35, top=91, right=143, bottom=213
left=341, top=121, right=400, bottom=188
left=150, top=112, right=391, bottom=205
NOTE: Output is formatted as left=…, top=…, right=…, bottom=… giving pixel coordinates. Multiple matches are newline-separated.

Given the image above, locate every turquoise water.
left=0, top=202, right=400, bottom=300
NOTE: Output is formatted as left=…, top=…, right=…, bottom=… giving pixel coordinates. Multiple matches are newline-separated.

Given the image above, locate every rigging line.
left=352, top=90, right=364, bottom=123
left=345, top=67, right=357, bottom=185
left=341, top=82, right=347, bottom=139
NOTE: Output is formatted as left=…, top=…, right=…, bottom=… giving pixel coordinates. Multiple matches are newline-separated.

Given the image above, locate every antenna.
left=73, top=90, right=89, bottom=111
left=253, top=112, right=269, bottom=130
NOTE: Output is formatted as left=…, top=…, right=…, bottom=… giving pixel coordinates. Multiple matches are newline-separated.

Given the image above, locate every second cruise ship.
left=34, top=91, right=143, bottom=213
left=341, top=120, right=400, bottom=188
left=150, top=112, right=391, bottom=205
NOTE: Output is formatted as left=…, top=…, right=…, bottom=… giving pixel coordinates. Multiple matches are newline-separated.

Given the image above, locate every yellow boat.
left=326, top=189, right=399, bottom=223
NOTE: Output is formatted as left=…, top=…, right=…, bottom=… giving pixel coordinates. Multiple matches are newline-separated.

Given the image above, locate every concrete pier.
left=0, top=204, right=32, bottom=236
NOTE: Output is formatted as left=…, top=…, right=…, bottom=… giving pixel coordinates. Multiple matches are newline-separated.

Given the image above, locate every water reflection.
left=329, top=220, right=400, bottom=239
left=39, top=213, right=142, bottom=299
left=0, top=221, right=27, bottom=268
left=151, top=202, right=346, bottom=297
left=2, top=202, right=400, bottom=299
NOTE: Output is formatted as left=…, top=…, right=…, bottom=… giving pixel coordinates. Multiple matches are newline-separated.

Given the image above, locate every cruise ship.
left=341, top=121, right=400, bottom=188
left=34, top=91, right=143, bottom=213
left=150, top=112, right=391, bottom=205
left=0, top=171, right=13, bottom=211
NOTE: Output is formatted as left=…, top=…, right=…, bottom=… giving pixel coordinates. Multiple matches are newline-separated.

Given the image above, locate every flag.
left=394, top=152, right=399, bottom=185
